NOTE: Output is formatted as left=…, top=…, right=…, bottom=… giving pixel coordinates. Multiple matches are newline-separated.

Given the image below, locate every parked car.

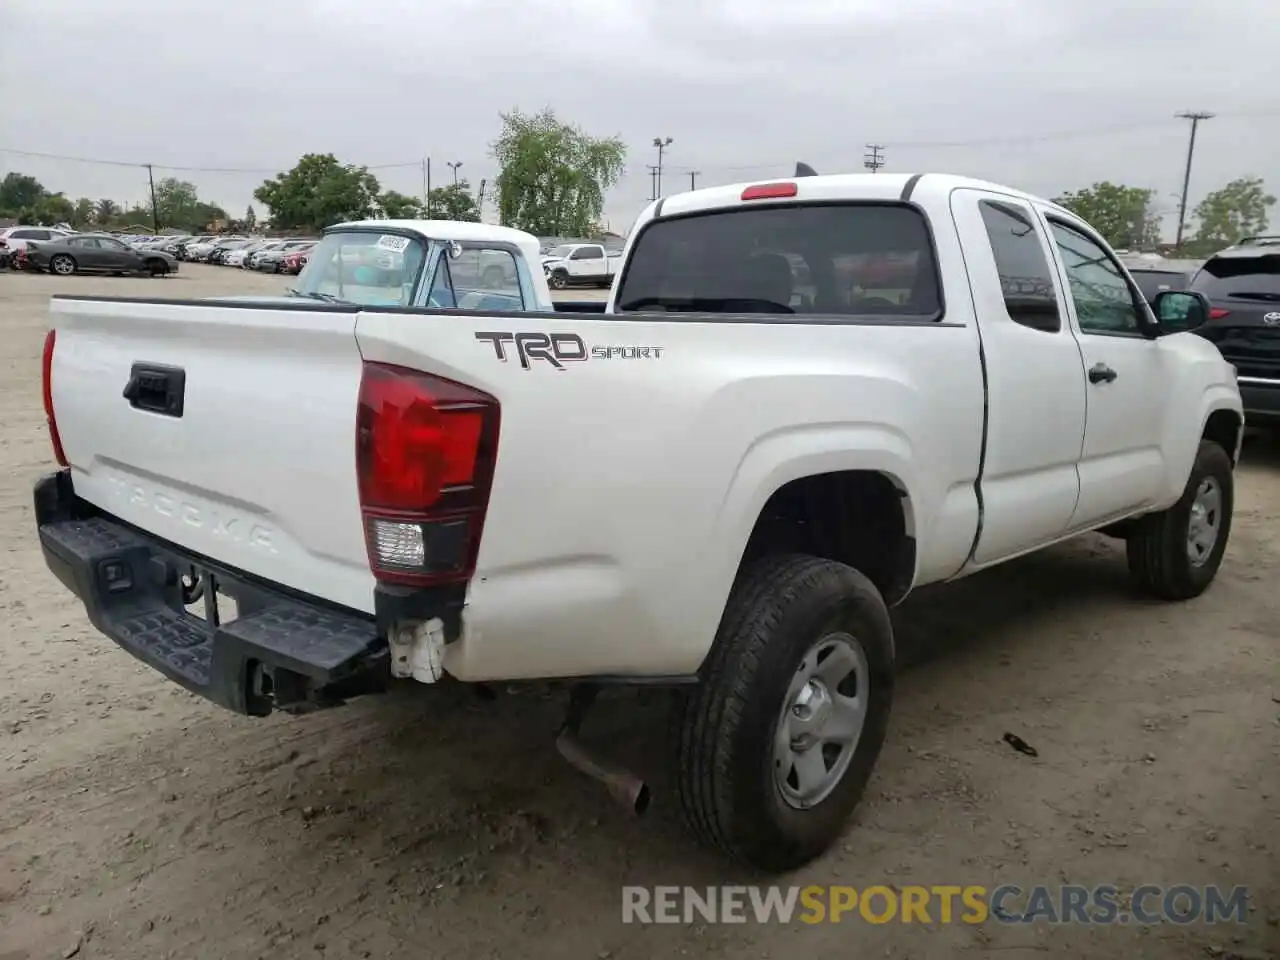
left=1184, top=238, right=1280, bottom=431
left=36, top=174, right=1242, bottom=872
left=1126, top=266, right=1190, bottom=303
left=0, top=225, right=73, bottom=254
left=26, top=232, right=178, bottom=276
left=252, top=240, right=315, bottom=273
left=202, top=237, right=250, bottom=264
left=223, top=240, right=273, bottom=268
left=279, top=244, right=315, bottom=275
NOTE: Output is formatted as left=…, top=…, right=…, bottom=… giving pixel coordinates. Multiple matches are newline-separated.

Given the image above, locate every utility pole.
left=647, top=165, right=659, bottom=202
left=476, top=178, right=486, bottom=221
left=652, top=137, right=673, bottom=198
left=448, top=161, right=463, bottom=186
left=1174, top=111, right=1214, bottom=252
left=863, top=144, right=885, bottom=173
left=689, top=170, right=700, bottom=191
left=145, top=163, right=159, bottom=230
left=424, top=157, right=433, bottom=217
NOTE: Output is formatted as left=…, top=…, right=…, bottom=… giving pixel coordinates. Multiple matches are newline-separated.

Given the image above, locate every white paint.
left=50, top=173, right=1243, bottom=686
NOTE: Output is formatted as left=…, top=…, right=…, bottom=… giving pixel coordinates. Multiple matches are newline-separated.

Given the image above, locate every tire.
left=1127, top=440, right=1233, bottom=600
left=669, top=554, right=895, bottom=872
left=482, top=266, right=505, bottom=288
left=549, top=270, right=568, bottom=290
left=146, top=259, right=168, bottom=277
left=50, top=254, right=77, bottom=277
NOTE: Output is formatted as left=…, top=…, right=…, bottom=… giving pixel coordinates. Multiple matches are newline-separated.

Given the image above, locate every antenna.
left=795, top=162, right=818, bottom=177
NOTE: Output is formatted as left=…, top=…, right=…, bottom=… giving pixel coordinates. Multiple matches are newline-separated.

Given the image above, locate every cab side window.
left=427, top=255, right=456, bottom=308
left=978, top=200, right=1061, bottom=333
left=1047, top=220, right=1143, bottom=335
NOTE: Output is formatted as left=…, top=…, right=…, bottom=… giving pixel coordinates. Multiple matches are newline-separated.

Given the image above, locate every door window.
left=439, top=247, right=524, bottom=310
left=978, top=200, right=1061, bottom=333
left=1047, top=220, right=1143, bottom=335
left=570, top=246, right=599, bottom=260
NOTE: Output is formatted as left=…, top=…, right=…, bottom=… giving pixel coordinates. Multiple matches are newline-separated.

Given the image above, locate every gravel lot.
left=1, top=266, right=1277, bottom=960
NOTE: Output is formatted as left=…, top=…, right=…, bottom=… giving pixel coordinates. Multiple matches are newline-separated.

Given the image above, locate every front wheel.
left=1127, top=440, right=1234, bottom=600
left=50, top=254, right=77, bottom=276
left=669, top=554, right=894, bottom=872
left=548, top=270, right=568, bottom=290
left=146, top=259, right=169, bottom=277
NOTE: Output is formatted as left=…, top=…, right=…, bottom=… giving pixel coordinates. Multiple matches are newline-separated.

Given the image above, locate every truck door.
left=1037, top=210, right=1170, bottom=526
left=950, top=189, right=1087, bottom=564
left=570, top=245, right=606, bottom=282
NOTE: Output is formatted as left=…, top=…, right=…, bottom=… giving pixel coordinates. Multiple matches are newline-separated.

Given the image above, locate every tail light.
left=355, top=362, right=499, bottom=586
left=41, top=330, right=68, bottom=467
left=1209, top=307, right=1230, bottom=320
left=742, top=182, right=798, bottom=201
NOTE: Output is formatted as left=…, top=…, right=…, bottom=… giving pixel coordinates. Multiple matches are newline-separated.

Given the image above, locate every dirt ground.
left=0, top=265, right=1276, bottom=960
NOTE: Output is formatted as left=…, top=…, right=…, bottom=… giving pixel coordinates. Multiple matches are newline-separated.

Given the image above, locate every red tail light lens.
left=742, top=182, right=798, bottom=201
left=42, top=330, right=68, bottom=467
left=1209, top=307, right=1230, bottom=320
left=356, top=362, right=499, bottom=586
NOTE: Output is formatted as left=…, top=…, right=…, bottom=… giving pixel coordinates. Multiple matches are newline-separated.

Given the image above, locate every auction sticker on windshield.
left=376, top=235, right=411, bottom=252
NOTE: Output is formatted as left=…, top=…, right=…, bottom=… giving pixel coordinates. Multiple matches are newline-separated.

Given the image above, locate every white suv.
left=0, top=226, right=73, bottom=253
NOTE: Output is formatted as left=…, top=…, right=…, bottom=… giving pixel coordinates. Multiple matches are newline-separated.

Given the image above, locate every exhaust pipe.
left=556, top=728, right=651, bottom=816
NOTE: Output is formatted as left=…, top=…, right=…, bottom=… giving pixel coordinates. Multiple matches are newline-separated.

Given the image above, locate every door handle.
left=1088, top=363, right=1117, bottom=384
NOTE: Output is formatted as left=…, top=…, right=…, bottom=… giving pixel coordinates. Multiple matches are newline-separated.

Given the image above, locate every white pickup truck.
left=35, top=171, right=1243, bottom=872
left=540, top=241, right=623, bottom=289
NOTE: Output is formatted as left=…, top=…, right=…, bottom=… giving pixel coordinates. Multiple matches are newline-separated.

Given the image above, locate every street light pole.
left=447, top=161, right=463, bottom=186
left=652, top=137, right=673, bottom=198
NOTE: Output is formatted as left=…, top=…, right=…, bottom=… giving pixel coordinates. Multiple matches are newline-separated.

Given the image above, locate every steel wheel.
left=1186, top=476, right=1222, bottom=567
left=773, top=632, right=870, bottom=810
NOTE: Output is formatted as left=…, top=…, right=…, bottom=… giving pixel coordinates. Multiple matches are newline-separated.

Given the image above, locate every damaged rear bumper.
left=34, top=470, right=389, bottom=717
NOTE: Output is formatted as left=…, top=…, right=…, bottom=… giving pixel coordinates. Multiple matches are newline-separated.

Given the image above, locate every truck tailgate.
left=48, top=297, right=375, bottom=614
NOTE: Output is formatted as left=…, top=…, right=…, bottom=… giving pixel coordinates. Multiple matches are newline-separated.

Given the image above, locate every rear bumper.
left=34, top=470, right=389, bottom=716
left=1239, top=377, right=1280, bottom=426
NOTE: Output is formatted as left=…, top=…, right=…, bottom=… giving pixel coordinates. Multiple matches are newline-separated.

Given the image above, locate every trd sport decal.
left=474, top=332, right=663, bottom=370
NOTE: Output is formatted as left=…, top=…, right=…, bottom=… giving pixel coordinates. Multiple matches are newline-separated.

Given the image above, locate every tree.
left=72, top=198, right=94, bottom=228
left=427, top=181, right=478, bottom=221
left=1188, top=176, right=1276, bottom=254
left=0, top=172, right=46, bottom=216
left=491, top=108, right=625, bottom=235
left=153, top=177, right=201, bottom=230
left=254, top=153, right=381, bottom=232
left=245, top=205, right=257, bottom=230
left=1053, top=182, right=1161, bottom=250
left=94, top=198, right=120, bottom=225
left=379, top=189, right=424, bottom=219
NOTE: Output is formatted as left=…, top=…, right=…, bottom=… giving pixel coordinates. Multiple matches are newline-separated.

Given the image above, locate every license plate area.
left=180, top=565, right=239, bottom=626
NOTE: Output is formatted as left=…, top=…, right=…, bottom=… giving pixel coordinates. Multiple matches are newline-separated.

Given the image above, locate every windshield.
left=1190, top=254, right=1280, bottom=301
left=291, top=230, right=427, bottom=306
left=547, top=245, right=575, bottom=259
left=615, top=202, right=941, bottom=317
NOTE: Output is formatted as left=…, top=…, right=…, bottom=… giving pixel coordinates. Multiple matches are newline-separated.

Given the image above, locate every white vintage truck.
left=35, top=171, right=1243, bottom=872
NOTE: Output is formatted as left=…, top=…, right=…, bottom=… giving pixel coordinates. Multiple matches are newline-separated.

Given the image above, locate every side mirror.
left=1151, top=290, right=1209, bottom=333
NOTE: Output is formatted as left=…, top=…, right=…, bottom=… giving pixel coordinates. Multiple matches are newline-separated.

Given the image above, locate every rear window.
left=1190, top=254, right=1280, bottom=301
left=1127, top=269, right=1188, bottom=302
left=615, top=203, right=942, bottom=319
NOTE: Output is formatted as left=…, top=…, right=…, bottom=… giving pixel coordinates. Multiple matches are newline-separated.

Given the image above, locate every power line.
left=863, top=144, right=885, bottom=173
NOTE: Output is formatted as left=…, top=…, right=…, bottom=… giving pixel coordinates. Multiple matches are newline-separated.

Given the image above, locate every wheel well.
left=738, top=471, right=915, bottom=605
left=1203, top=409, right=1241, bottom=465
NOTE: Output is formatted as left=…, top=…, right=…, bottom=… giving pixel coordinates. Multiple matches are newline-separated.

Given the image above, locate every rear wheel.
left=1127, top=440, right=1233, bottom=600
left=669, top=554, right=894, bottom=872
left=50, top=254, right=77, bottom=276
left=482, top=266, right=505, bottom=288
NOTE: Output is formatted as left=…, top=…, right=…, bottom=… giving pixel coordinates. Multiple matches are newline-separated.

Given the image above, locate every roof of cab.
left=329, top=219, right=537, bottom=247
left=644, top=172, right=1073, bottom=222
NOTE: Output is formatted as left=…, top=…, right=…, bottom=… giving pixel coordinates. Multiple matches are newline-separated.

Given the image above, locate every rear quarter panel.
left=356, top=304, right=985, bottom=681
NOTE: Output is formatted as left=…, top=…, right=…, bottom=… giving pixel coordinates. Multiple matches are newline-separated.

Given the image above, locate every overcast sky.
left=2, top=0, right=1277, bottom=236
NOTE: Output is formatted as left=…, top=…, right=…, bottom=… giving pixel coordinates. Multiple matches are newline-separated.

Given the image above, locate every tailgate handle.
left=123, top=363, right=186, bottom=417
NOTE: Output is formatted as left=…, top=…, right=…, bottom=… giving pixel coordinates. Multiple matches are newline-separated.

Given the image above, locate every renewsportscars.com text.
left=621, top=884, right=1250, bottom=926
